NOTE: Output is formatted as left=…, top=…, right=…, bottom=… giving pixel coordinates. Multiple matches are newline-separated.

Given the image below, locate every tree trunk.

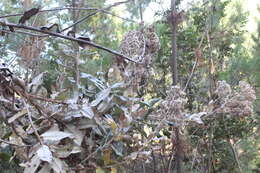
left=170, top=0, right=182, bottom=173
left=171, top=0, right=178, bottom=85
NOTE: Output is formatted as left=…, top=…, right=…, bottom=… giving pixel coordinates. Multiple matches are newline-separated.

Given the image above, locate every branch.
left=101, top=10, right=138, bottom=23
left=0, top=29, right=47, bottom=37
left=23, top=99, right=43, bottom=145
left=5, top=22, right=137, bottom=63
left=183, top=31, right=206, bottom=92
left=229, top=139, right=243, bottom=173
left=61, top=0, right=131, bottom=32
left=0, top=138, right=31, bottom=147
left=0, top=7, right=138, bottom=23
left=0, top=7, right=96, bottom=19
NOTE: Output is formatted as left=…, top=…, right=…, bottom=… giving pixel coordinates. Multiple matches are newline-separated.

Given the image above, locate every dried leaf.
left=65, top=124, right=84, bottom=146
left=104, top=115, right=118, bottom=133
left=40, top=24, right=60, bottom=33
left=8, top=26, right=15, bottom=32
left=41, top=130, right=73, bottom=144
left=80, top=72, right=105, bottom=89
left=18, top=37, right=45, bottom=64
left=112, top=142, right=123, bottom=156
left=103, top=149, right=112, bottom=165
left=8, top=108, right=27, bottom=123
left=38, top=163, right=52, bottom=173
left=195, top=47, right=202, bottom=58
left=110, top=82, right=124, bottom=89
left=50, top=157, right=66, bottom=173
left=29, top=72, right=46, bottom=93
left=186, top=112, right=206, bottom=124
left=91, top=88, right=111, bottom=107
left=23, top=154, right=41, bottom=173
left=97, top=97, right=113, bottom=113
left=53, top=144, right=73, bottom=158
left=19, top=8, right=40, bottom=24
left=210, top=59, right=215, bottom=74
left=77, top=36, right=91, bottom=49
left=37, top=145, right=53, bottom=162
left=81, top=105, right=94, bottom=119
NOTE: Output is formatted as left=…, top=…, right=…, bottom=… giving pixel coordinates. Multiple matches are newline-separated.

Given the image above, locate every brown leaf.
left=77, top=36, right=91, bottom=49
left=0, top=31, right=5, bottom=36
left=67, top=30, right=76, bottom=37
left=195, top=48, right=202, bottom=58
left=17, top=37, right=45, bottom=65
left=8, top=26, right=15, bottom=32
left=210, top=59, right=216, bottom=74
left=19, top=8, right=40, bottom=24
left=40, top=24, right=60, bottom=33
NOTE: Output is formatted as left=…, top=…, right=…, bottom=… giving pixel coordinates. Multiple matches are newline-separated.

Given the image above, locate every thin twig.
left=190, top=140, right=200, bottom=170
left=0, top=138, right=31, bottom=147
left=4, top=22, right=137, bottom=62
left=207, top=123, right=213, bottom=173
left=0, top=7, right=96, bottom=19
left=151, top=149, right=157, bottom=173
left=61, top=0, right=131, bottom=32
left=22, top=99, right=43, bottom=145
left=73, top=45, right=80, bottom=101
left=183, top=31, right=206, bottom=92
left=101, top=10, right=138, bottom=23
left=0, top=7, right=138, bottom=23
left=206, top=28, right=214, bottom=97
left=222, top=115, right=243, bottom=173
left=0, top=29, right=47, bottom=37
left=167, top=151, right=174, bottom=173
left=80, top=136, right=114, bottom=164
left=27, top=93, right=67, bottom=105
left=229, top=139, right=243, bottom=173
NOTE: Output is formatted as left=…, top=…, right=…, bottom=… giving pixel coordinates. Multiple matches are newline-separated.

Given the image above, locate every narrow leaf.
left=91, top=88, right=111, bottom=107
left=37, top=145, right=53, bottom=162
left=19, top=8, right=40, bottom=24
left=23, top=155, right=41, bottom=173
left=41, top=131, right=73, bottom=144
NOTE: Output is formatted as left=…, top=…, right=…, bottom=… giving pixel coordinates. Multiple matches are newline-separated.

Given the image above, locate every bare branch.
left=61, top=0, right=132, bottom=32
left=0, top=6, right=138, bottom=23
left=0, top=29, right=47, bottom=37
left=5, top=22, right=137, bottom=63
left=0, top=7, right=96, bottom=19
left=101, top=10, right=138, bottom=23
left=0, top=138, right=31, bottom=147
left=23, top=99, right=43, bottom=145
left=183, top=31, right=206, bottom=92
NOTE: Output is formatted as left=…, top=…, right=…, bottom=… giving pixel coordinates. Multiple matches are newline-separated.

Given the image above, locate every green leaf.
left=96, top=167, right=105, bottom=173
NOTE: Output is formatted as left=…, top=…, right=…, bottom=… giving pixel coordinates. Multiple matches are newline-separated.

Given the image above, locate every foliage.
left=0, top=0, right=259, bottom=173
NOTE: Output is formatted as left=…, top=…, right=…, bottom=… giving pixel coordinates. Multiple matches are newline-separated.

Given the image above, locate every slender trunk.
left=72, top=0, right=77, bottom=32
left=72, top=0, right=80, bottom=101
left=174, top=127, right=181, bottom=173
left=139, top=2, right=143, bottom=23
left=170, top=0, right=181, bottom=173
left=171, top=0, right=178, bottom=85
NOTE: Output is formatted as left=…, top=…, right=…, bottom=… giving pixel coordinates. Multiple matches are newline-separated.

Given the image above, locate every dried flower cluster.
left=114, top=25, right=160, bottom=94
left=144, top=26, right=161, bottom=54
left=119, top=30, right=145, bottom=62
left=212, top=81, right=256, bottom=117
left=156, top=86, right=187, bottom=125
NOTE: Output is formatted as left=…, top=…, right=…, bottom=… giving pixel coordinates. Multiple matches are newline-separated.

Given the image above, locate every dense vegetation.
left=0, top=0, right=259, bottom=172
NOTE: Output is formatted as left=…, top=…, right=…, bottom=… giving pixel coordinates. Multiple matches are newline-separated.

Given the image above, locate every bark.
left=170, top=0, right=182, bottom=173
left=171, top=0, right=178, bottom=85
